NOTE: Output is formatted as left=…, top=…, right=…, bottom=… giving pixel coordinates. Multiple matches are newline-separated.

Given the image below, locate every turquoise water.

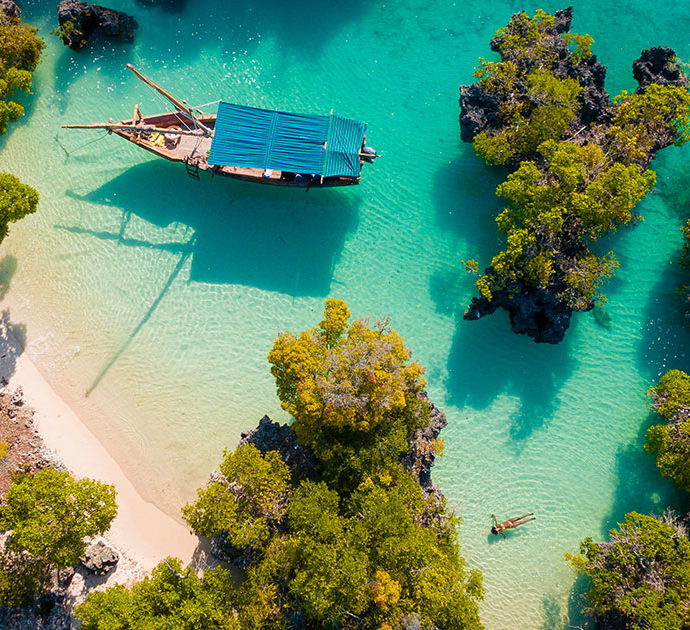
left=2, top=0, right=690, bottom=626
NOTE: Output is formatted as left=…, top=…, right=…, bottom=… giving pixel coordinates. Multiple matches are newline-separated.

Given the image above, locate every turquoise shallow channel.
left=2, top=0, right=690, bottom=627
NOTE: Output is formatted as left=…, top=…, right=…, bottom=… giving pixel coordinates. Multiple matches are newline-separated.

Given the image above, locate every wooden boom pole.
left=61, top=122, right=206, bottom=136
left=125, top=64, right=214, bottom=136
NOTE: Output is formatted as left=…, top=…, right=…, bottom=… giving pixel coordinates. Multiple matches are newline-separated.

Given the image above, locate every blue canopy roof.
left=208, top=102, right=367, bottom=178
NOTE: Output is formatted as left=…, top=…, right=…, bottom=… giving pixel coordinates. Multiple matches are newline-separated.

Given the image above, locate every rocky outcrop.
left=401, top=392, right=448, bottom=515
left=458, top=84, right=500, bottom=142
left=633, top=47, right=689, bottom=91
left=238, top=415, right=318, bottom=481
left=458, top=8, right=688, bottom=344
left=80, top=540, right=119, bottom=576
left=0, top=384, right=64, bottom=498
left=464, top=287, right=573, bottom=344
left=460, top=7, right=610, bottom=149
left=56, top=0, right=137, bottom=50
left=0, top=0, right=20, bottom=18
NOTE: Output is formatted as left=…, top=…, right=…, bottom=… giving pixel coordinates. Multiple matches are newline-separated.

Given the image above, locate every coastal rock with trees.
left=644, top=369, right=690, bottom=490
left=566, top=511, right=690, bottom=630
left=56, top=0, right=137, bottom=50
left=459, top=8, right=690, bottom=342
left=76, top=300, right=484, bottom=629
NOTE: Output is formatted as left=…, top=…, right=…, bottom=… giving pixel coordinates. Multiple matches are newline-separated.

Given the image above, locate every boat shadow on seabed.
left=56, top=159, right=361, bottom=394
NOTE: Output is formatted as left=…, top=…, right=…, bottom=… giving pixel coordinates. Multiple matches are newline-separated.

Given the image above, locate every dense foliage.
left=182, top=443, right=291, bottom=550
left=462, top=9, right=690, bottom=324
left=79, top=300, right=484, bottom=629
left=0, top=9, right=44, bottom=135
left=566, top=511, right=690, bottom=630
left=0, top=172, right=38, bottom=243
left=267, top=298, right=430, bottom=489
left=644, top=369, right=690, bottom=491
left=0, top=469, right=117, bottom=605
left=0, top=10, right=42, bottom=244
left=76, top=558, right=241, bottom=630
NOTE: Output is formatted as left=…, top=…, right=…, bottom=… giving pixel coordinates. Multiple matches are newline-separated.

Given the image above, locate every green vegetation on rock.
left=566, top=511, right=690, bottom=630
left=0, top=10, right=43, bottom=243
left=78, top=300, right=483, bottom=629
left=0, top=9, right=44, bottom=135
left=0, top=468, right=117, bottom=606
left=461, top=9, right=690, bottom=326
left=0, top=172, right=38, bottom=243
left=76, top=558, right=241, bottom=630
left=644, top=369, right=690, bottom=491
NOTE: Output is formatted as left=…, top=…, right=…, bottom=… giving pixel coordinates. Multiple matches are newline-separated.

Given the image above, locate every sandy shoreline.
left=1, top=328, right=197, bottom=572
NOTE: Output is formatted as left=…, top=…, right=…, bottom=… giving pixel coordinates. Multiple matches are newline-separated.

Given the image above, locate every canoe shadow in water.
left=58, top=160, right=360, bottom=395
left=59, top=160, right=360, bottom=297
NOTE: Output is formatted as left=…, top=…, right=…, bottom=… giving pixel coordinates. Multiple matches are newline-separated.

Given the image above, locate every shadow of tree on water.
left=429, top=152, right=576, bottom=445
left=602, top=407, right=689, bottom=536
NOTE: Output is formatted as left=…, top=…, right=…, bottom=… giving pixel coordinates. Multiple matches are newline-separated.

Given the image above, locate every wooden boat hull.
left=110, top=112, right=360, bottom=188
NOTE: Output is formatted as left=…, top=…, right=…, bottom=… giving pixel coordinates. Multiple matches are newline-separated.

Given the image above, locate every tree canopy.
left=268, top=298, right=429, bottom=489
left=566, top=511, right=690, bottom=630
left=0, top=468, right=117, bottom=605
left=644, top=369, right=690, bottom=491
left=0, top=11, right=44, bottom=135
left=82, top=300, right=484, bottom=629
left=0, top=172, right=38, bottom=243
left=76, top=558, right=241, bottom=630
left=461, top=9, right=690, bottom=336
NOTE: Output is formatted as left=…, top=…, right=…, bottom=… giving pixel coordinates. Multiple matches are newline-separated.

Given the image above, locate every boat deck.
left=109, top=111, right=361, bottom=187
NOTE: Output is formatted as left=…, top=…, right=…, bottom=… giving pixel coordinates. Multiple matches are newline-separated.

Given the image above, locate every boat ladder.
left=184, top=156, right=200, bottom=180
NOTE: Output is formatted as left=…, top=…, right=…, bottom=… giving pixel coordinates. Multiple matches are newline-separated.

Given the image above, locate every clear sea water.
left=2, top=0, right=690, bottom=626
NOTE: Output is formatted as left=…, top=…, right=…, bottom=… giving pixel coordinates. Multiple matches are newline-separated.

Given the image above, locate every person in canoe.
left=491, top=513, right=535, bottom=536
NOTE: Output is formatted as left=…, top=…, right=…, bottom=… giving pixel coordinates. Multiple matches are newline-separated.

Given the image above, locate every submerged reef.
left=56, top=0, right=137, bottom=50
left=459, top=7, right=690, bottom=343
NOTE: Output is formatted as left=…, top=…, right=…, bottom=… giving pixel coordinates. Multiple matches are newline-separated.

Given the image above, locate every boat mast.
left=126, top=64, right=213, bottom=136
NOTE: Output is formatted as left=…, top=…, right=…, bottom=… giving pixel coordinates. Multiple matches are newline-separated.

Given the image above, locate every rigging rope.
left=55, top=131, right=109, bottom=157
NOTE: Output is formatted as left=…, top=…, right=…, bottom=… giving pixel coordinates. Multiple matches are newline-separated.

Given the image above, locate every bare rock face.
left=56, top=0, right=137, bottom=50
left=80, top=540, right=119, bottom=575
left=238, top=415, right=318, bottom=481
left=0, top=0, right=20, bottom=18
left=633, top=47, right=689, bottom=91
left=464, top=287, right=574, bottom=344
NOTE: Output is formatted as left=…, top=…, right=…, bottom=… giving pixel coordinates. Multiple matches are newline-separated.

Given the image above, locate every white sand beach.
left=2, top=331, right=197, bottom=572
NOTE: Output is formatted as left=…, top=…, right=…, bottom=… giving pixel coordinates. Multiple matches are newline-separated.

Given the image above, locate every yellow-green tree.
left=268, top=299, right=428, bottom=473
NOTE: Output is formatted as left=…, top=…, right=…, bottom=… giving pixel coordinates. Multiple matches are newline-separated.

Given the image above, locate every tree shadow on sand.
left=0, top=256, right=27, bottom=383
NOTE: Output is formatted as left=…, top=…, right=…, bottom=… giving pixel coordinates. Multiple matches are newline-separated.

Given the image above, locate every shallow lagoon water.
left=2, top=1, right=690, bottom=627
